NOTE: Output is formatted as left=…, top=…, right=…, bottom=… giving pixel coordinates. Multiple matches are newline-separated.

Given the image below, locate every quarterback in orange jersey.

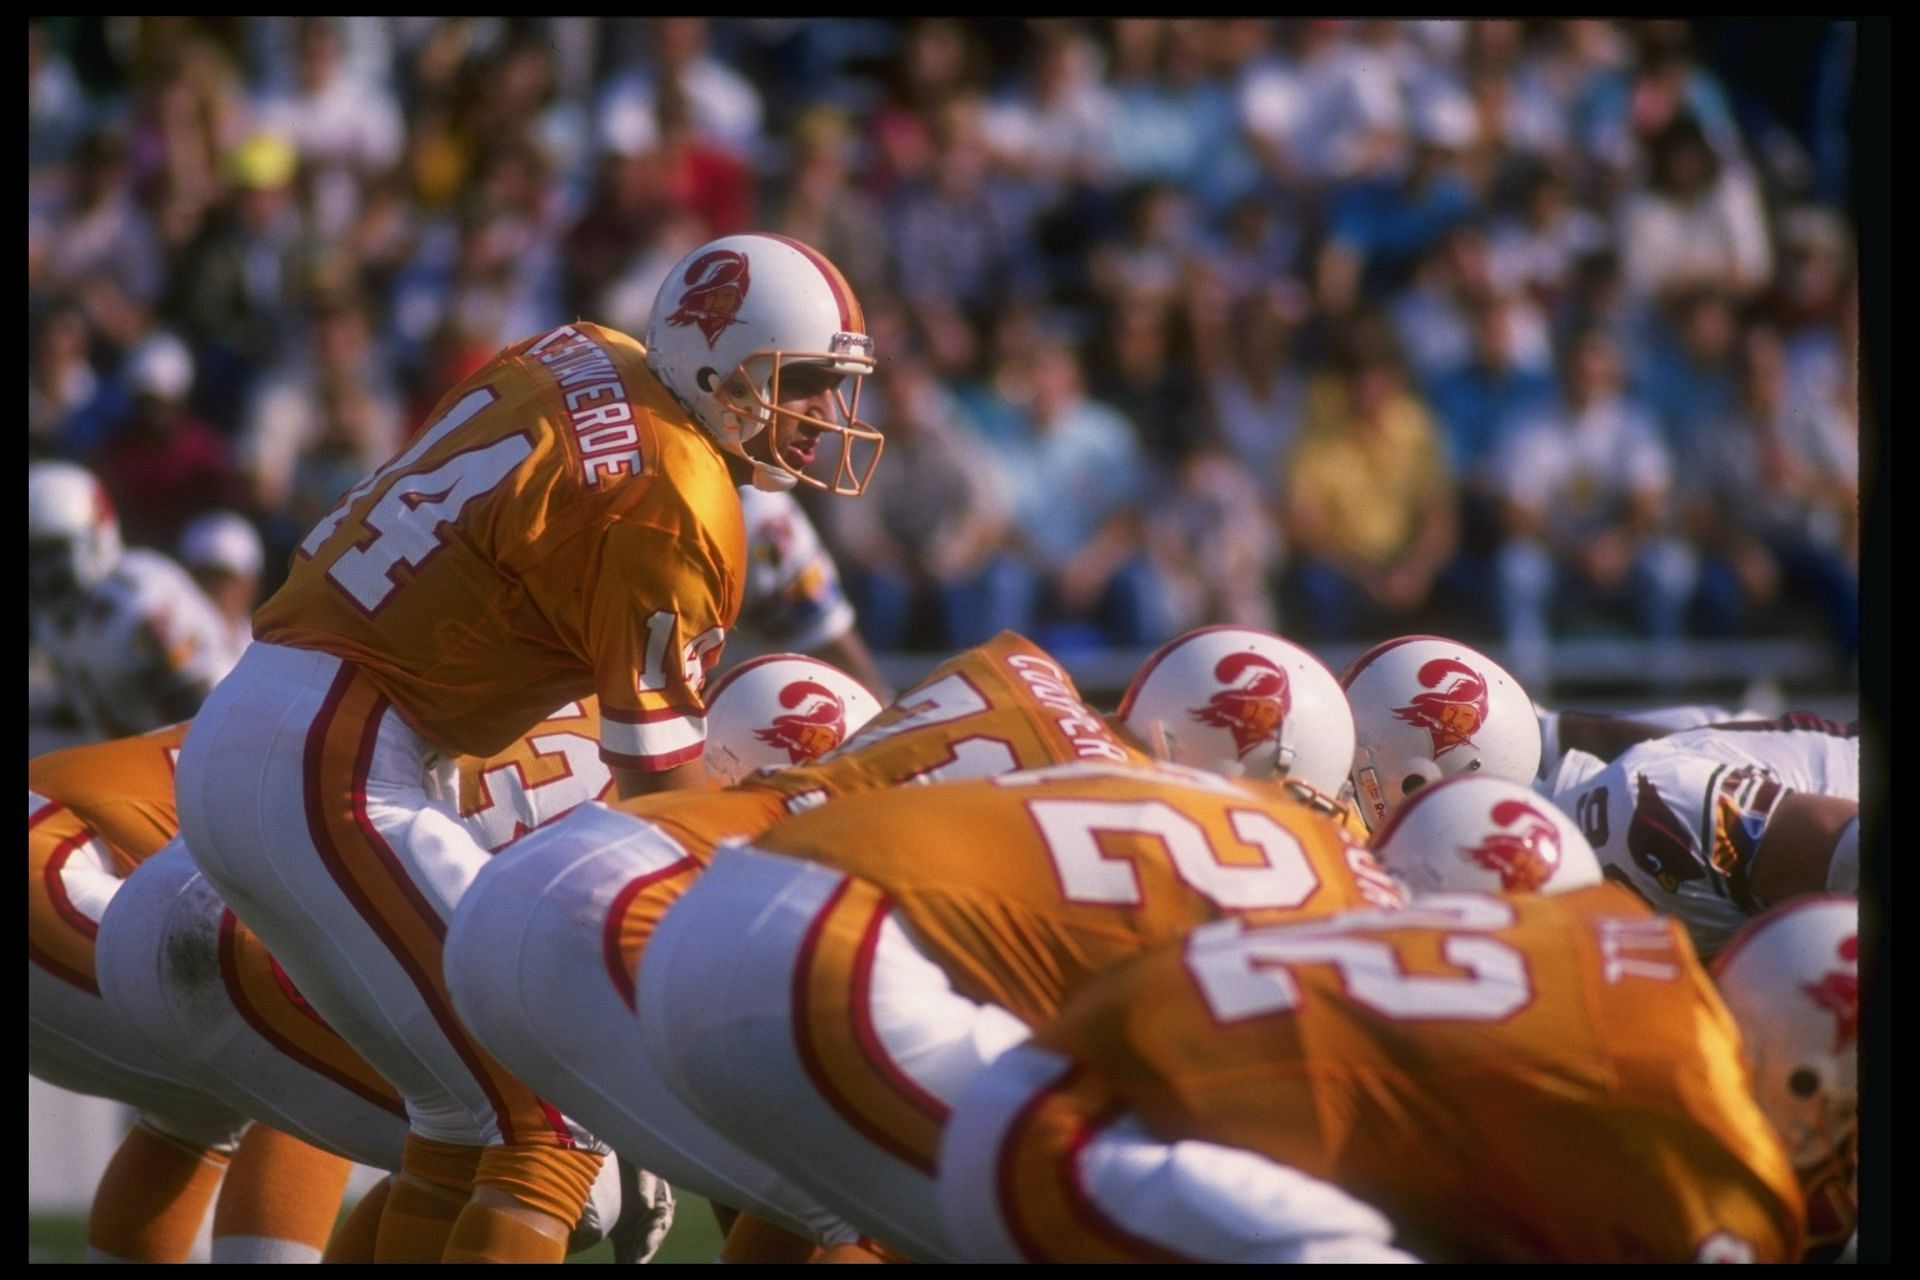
left=29, top=726, right=352, bottom=1263
left=172, top=231, right=880, bottom=1260
left=637, top=758, right=1404, bottom=1260
left=442, top=631, right=1145, bottom=1244
left=936, top=888, right=1807, bottom=1263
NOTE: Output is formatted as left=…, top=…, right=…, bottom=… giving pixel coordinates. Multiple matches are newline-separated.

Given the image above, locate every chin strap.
left=751, top=463, right=800, bottom=492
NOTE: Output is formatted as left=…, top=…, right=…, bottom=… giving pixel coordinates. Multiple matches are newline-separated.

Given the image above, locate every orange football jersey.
left=254, top=322, right=747, bottom=767
left=454, top=699, right=615, bottom=851
left=29, top=722, right=189, bottom=869
left=1014, top=885, right=1804, bottom=1262
left=605, top=630, right=1153, bottom=864
left=752, top=763, right=1403, bottom=1027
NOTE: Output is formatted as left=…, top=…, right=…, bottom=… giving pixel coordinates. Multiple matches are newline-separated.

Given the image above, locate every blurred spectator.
left=1145, top=438, right=1281, bottom=633
left=1390, top=226, right=1553, bottom=389
left=179, top=510, right=265, bottom=661
left=166, top=133, right=306, bottom=402
left=29, top=21, right=90, bottom=175
left=30, top=305, right=129, bottom=461
left=239, top=294, right=403, bottom=516
left=1767, top=206, right=1853, bottom=409
left=992, top=340, right=1170, bottom=648
left=1685, top=324, right=1857, bottom=651
left=1581, top=22, right=1744, bottom=184
left=1638, top=288, right=1741, bottom=453
left=1282, top=326, right=1458, bottom=642
left=598, top=18, right=765, bottom=163
left=1486, top=163, right=1610, bottom=310
left=866, top=18, right=981, bottom=197
left=824, top=353, right=1023, bottom=650
left=1089, top=291, right=1199, bottom=462
left=254, top=17, right=405, bottom=236
left=91, top=332, right=235, bottom=549
left=980, top=21, right=1114, bottom=192
left=1103, top=20, right=1246, bottom=207
left=1428, top=294, right=1556, bottom=493
left=890, top=97, right=1045, bottom=328
left=30, top=130, right=166, bottom=308
left=770, top=109, right=890, bottom=302
left=1496, top=327, right=1696, bottom=686
left=1619, top=114, right=1772, bottom=302
left=1192, top=285, right=1308, bottom=494
left=1316, top=100, right=1479, bottom=311
left=1089, top=181, right=1198, bottom=310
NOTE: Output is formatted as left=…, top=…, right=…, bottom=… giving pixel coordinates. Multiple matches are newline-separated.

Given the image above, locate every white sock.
left=212, top=1235, right=325, bottom=1264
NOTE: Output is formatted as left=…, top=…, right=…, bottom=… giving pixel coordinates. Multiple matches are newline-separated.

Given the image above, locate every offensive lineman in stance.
left=173, top=232, right=880, bottom=1262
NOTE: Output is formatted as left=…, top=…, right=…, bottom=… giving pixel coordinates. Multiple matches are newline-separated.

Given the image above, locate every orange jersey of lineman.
left=752, top=763, right=1404, bottom=1027
left=606, top=630, right=1154, bottom=865
left=28, top=724, right=189, bottom=994
left=454, top=699, right=615, bottom=851
left=1011, top=886, right=1803, bottom=1262
left=597, top=632, right=1161, bottom=988
left=254, top=322, right=747, bottom=768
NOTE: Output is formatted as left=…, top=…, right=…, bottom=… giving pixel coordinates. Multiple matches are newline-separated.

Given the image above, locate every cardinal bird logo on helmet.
left=1191, top=652, right=1292, bottom=758
left=667, top=249, right=752, bottom=348
left=1392, top=658, right=1490, bottom=756
left=1463, top=798, right=1562, bottom=892
left=754, top=680, right=848, bottom=764
left=1802, top=934, right=1859, bottom=1052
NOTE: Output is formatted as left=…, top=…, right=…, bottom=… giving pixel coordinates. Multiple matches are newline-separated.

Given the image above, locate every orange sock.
left=374, top=1135, right=483, bottom=1262
left=323, top=1176, right=392, bottom=1263
left=85, top=1120, right=230, bottom=1263
left=440, top=1144, right=603, bottom=1262
left=211, top=1126, right=352, bottom=1263
left=723, top=1213, right=819, bottom=1264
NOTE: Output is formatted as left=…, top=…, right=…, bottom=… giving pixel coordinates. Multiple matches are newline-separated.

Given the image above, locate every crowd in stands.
left=27, top=17, right=1861, bottom=684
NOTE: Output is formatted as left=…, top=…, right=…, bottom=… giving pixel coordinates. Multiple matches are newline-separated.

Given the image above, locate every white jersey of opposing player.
left=32, top=549, right=239, bottom=742
left=1548, top=715, right=1860, bottom=957
left=732, top=488, right=856, bottom=656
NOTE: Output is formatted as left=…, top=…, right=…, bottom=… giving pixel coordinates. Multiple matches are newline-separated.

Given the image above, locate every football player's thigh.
left=97, top=842, right=410, bottom=1171
left=178, top=649, right=538, bottom=1145
left=447, top=812, right=854, bottom=1244
left=639, top=845, right=1026, bottom=1261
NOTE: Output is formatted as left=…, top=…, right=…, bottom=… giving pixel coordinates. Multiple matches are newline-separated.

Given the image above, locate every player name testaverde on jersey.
left=255, top=322, right=747, bottom=769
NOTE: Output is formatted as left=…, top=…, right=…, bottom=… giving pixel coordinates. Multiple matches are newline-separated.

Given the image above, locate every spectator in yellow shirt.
left=1282, top=323, right=1458, bottom=640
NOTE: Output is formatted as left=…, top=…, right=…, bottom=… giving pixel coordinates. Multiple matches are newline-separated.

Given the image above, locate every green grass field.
left=28, top=1192, right=727, bottom=1264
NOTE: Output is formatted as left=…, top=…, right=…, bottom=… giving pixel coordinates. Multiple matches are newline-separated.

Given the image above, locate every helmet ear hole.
left=696, top=367, right=720, bottom=392
left=1401, top=775, right=1427, bottom=797
left=1789, top=1068, right=1822, bottom=1098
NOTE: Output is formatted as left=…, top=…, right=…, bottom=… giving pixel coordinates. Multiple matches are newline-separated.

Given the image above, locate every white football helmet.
left=1119, top=627, right=1355, bottom=794
left=702, top=654, right=882, bottom=785
left=644, top=233, right=882, bottom=496
left=1341, top=635, right=1540, bottom=833
left=1372, top=775, right=1600, bottom=897
left=28, top=461, right=122, bottom=612
left=1713, top=896, right=1859, bottom=1174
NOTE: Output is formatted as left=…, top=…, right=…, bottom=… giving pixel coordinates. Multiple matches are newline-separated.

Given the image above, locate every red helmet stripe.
left=703, top=652, right=826, bottom=705
left=1337, top=633, right=1464, bottom=689
left=762, top=233, right=862, bottom=333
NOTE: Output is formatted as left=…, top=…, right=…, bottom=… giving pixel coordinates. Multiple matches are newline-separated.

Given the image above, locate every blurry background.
left=27, top=16, right=1872, bottom=1251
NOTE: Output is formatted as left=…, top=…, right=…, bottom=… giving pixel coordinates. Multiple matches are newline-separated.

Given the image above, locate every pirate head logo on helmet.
left=1802, top=934, right=1859, bottom=1053
left=1463, top=798, right=1563, bottom=893
left=1391, top=657, right=1489, bottom=756
left=1190, top=652, right=1292, bottom=759
left=753, top=679, right=848, bottom=764
left=667, top=249, right=752, bottom=348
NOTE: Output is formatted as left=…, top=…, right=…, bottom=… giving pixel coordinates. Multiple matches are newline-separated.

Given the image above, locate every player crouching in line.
left=30, top=726, right=351, bottom=1263
left=936, top=775, right=1847, bottom=1262
left=625, top=629, right=1401, bottom=1260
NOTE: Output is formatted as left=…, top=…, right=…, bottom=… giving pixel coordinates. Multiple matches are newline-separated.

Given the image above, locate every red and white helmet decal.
left=753, top=678, right=850, bottom=764
left=1189, top=652, right=1293, bottom=760
left=666, top=249, right=752, bottom=348
left=1463, top=798, right=1563, bottom=893
left=1391, top=657, right=1490, bottom=757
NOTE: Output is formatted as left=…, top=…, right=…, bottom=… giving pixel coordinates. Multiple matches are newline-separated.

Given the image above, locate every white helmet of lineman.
left=1371, top=775, right=1601, bottom=897
left=1341, top=635, right=1540, bottom=834
left=645, top=233, right=883, bottom=496
left=1119, top=627, right=1355, bottom=795
left=702, top=654, right=883, bottom=785
left=1713, top=896, right=1859, bottom=1174
left=28, top=461, right=123, bottom=612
